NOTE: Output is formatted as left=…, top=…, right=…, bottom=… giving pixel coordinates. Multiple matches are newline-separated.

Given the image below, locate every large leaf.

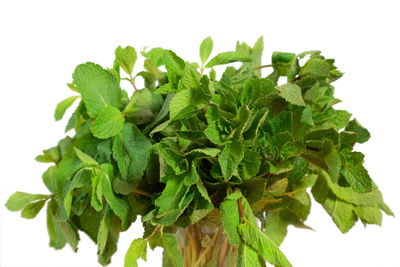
left=73, top=62, right=122, bottom=118
left=238, top=218, right=292, bottom=267
left=90, top=106, right=125, bottom=139
left=218, top=142, right=245, bottom=180
left=113, top=123, right=151, bottom=183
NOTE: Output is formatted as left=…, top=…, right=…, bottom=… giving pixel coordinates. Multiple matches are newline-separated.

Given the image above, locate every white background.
left=1, top=0, right=399, bottom=266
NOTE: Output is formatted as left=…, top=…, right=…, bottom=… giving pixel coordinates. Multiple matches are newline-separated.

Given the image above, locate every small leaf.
left=6, top=192, right=48, bottom=211
left=124, top=238, right=147, bottom=267
left=74, top=147, right=99, bottom=166
left=115, top=46, right=137, bottom=76
left=205, top=51, right=250, bottom=68
left=276, top=84, right=305, bottom=106
left=200, top=36, right=213, bottom=65
left=345, top=119, right=371, bottom=143
left=238, top=218, right=292, bottom=267
left=90, top=106, right=125, bottom=139
left=21, top=199, right=47, bottom=219
left=220, top=195, right=241, bottom=245
left=218, top=142, right=245, bottom=180
left=54, top=96, right=79, bottom=121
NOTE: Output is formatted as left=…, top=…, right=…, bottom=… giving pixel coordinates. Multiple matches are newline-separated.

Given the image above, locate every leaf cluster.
left=6, top=37, right=392, bottom=267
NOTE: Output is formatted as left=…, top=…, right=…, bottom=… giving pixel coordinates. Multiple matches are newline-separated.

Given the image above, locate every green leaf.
left=6, top=192, right=49, bottom=211
left=113, top=123, right=151, bottom=182
left=115, top=46, right=137, bottom=76
left=47, top=200, right=67, bottom=249
left=155, top=170, right=191, bottom=217
left=240, top=150, right=261, bottom=180
left=312, top=173, right=358, bottom=233
left=98, top=164, right=131, bottom=229
left=205, top=51, right=251, bottom=68
left=220, top=195, right=241, bottom=245
left=21, top=199, right=47, bottom=219
left=200, top=36, right=213, bottom=65
left=161, top=234, right=184, bottom=267
left=54, top=96, right=79, bottom=121
left=345, top=119, right=371, bottom=143
left=35, top=146, right=61, bottom=163
left=219, top=142, right=245, bottom=180
left=237, top=242, right=263, bottom=267
left=74, top=147, right=99, bottom=166
left=73, top=62, right=122, bottom=118
left=341, top=162, right=372, bottom=193
left=124, top=238, right=147, bottom=267
left=238, top=218, right=292, bottom=267
left=90, top=106, right=125, bottom=139
left=276, top=84, right=305, bottom=106
left=264, top=212, right=288, bottom=246
left=300, top=106, right=314, bottom=125
left=354, top=206, right=382, bottom=226
left=164, top=50, right=185, bottom=84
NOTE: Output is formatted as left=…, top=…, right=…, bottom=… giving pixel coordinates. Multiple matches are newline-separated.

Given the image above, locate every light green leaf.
left=98, top=164, right=131, bottom=229
left=113, top=123, right=151, bottom=182
left=240, top=150, right=261, bottom=180
left=155, top=171, right=191, bottom=217
left=264, top=212, right=288, bottom=246
left=276, top=84, right=305, bottom=106
left=220, top=195, right=241, bottom=245
left=320, top=170, right=382, bottom=206
left=115, top=46, right=137, bottom=76
left=205, top=51, right=251, bottom=68
left=161, top=234, right=184, bottom=267
left=300, top=106, right=314, bottom=125
left=354, top=206, right=382, bottom=226
left=200, top=36, right=213, bottom=65
left=124, top=238, right=147, bottom=267
left=74, top=147, right=99, bottom=166
left=6, top=192, right=49, bottom=211
left=237, top=242, right=263, bottom=267
left=73, top=62, right=122, bottom=118
left=218, top=142, right=245, bottom=180
left=54, top=96, right=79, bottom=121
left=238, top=218, right=292, bottom=267
left=21, top=199, right=47, bottom=219
left=90, top=106, right=125, bottom=139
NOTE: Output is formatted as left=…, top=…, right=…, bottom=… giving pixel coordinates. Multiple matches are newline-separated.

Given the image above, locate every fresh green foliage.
left=6, top=37, right=392, bottom=267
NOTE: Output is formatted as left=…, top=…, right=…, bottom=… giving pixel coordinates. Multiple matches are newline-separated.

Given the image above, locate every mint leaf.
left=206, top=51, right=250, bottom=68
left=220, top=195, right=241, bottom=245
left=21, top=199, right=47, bottom=219
left=113, top=122, right=151, bottom=182
left=54, top=96, right=79, bottom=121
left=218, top=142, right=245, bottom=180
left=341, top=164, right=372, bottom=193
left=237, top=242, right=263, bottom=267
left=160, top=234, right=184, bottom=267
left=238, top=218, right=292, bottom=267
left=276, top=84, right=305, bottom=106
left=200, top=36, right=213, bottom=65
left=345, top=119, right=371, bottom=143
left=98, top=164, right=131, bottom=229
left=6, top=192, right=49, bottom=211
left=73, top=62, right=122, bottom=118
left=115, top=46, right=137, bottom=76
left=124, top=238, right=147, bottom=267
left=90, top=106, right=125, bottom=139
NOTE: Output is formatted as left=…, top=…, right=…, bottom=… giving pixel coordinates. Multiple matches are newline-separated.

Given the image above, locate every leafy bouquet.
left=6, top=37, right=392, bottom=267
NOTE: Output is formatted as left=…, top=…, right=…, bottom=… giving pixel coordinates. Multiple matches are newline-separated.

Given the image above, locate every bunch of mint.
left=6, top=37, right=392, bottom=267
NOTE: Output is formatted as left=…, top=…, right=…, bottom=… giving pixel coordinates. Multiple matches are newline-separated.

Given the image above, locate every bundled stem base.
left=176, top=224, right=237, bottom=267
